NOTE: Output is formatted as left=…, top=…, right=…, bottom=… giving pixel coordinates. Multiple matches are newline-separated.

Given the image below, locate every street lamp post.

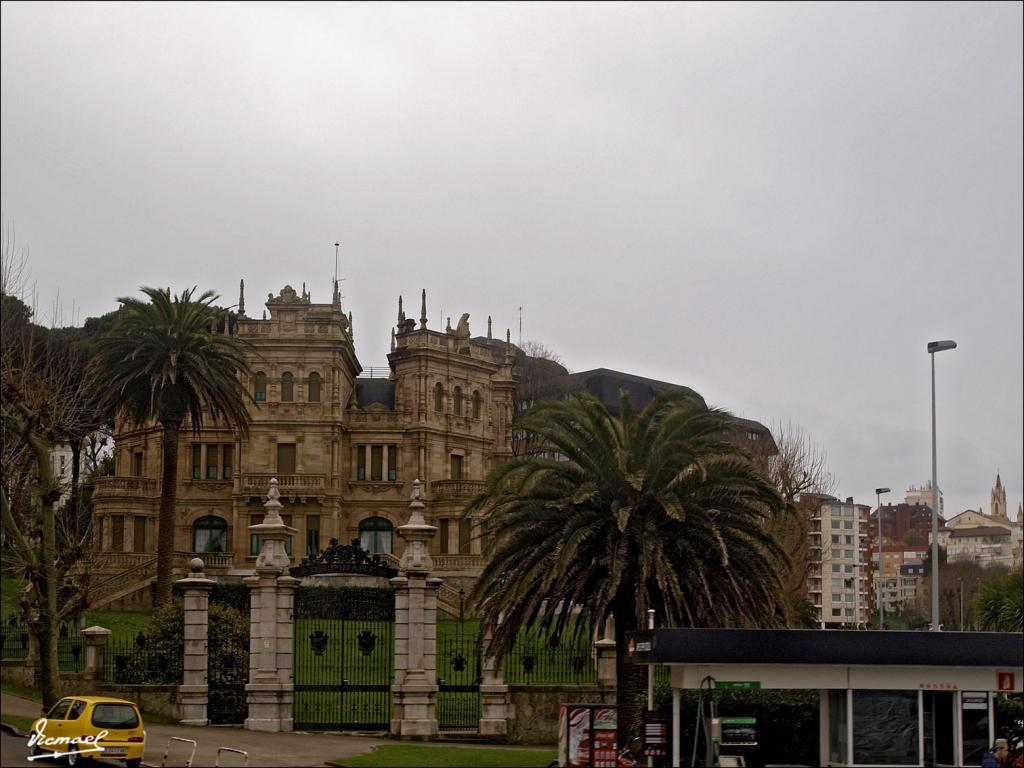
left=875, top=487, right=891, bottom=629
left=928, top=339, right=956, bottom=632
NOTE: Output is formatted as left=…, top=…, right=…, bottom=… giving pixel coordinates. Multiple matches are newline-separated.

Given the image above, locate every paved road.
left=1, top=728, right=130, bottom=767
left=2, top=693, right=384, bottom=767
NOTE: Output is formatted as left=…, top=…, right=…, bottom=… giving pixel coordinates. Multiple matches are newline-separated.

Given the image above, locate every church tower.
left=990, top=473, right=1008, bottom=521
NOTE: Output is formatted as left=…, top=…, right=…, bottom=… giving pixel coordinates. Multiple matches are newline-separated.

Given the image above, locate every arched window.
left=472, top=390, right=481, bottom=419
left=281, top=372, right=294, bottom=402
left=308, top=372, right=321, bottom=403
left=254, top=372, right=267, bottom=402
left=453, top=386, right=463, bottom=416
left=192, top=516, right=228, bottom=553
left=434, top=383, right=444, bottom=413
left=358, top=517, right=393, bottom=554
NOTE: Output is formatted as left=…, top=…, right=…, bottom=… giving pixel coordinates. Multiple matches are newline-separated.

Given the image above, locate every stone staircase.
left=88, top=555, right=158, bottom=609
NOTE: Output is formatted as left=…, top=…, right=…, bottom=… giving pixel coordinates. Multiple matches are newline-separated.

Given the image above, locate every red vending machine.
left=558, top=703, right=619, bottom=767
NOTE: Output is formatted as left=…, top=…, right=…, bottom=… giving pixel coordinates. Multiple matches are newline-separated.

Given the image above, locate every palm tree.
left=469, top=389, right=788, bottom=743
left=91, top=287, right=251, bottom=606
left=975, top=569, right=1023, bottom=632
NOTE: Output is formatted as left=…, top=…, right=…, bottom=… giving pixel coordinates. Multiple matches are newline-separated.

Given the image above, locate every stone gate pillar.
left=245, top=479, right=299, bottom=732
left=479, top=623, right=512, bottom=735
left=390, top=479, right=440, bottom=737
left=177, top=558, right=215, bottom=725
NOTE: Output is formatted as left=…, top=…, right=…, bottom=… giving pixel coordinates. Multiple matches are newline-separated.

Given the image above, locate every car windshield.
left=90, top=704, right=139, bottom=729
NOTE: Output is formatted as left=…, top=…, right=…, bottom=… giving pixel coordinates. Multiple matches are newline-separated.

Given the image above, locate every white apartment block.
left=807, top=497, right=871, bottom=628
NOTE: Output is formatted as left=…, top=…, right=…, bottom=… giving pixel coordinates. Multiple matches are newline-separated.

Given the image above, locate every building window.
left=450, top=454, right=463, bottom=481
left=439, top=518, right=450, bottom=554
left=308, top=372, right=321, bottom=403
left=453, top=386, right=463, bottom=416
left=223, top=445, right=232, bottom=479
left=458, top=517, right=471, bottom=554
left=434, top=383, right=444, bottom=413
left=370, top=446, right=383, bottom=481
left=133, top=516, right=147, bottom=553
left=192, top=445, right=201, bottom=479
left=472, top=390, right=481, bottom=419
left=206, top=444, right=218, bottom=479
left=277, top=443, right=296, bottom=475
left=112, top=515, right=124, bottom=551
left=359, top=517, right=393, bottom=554
left=357, top=445, right=366, bottom=481
left=832, top=564, right=841, bottom=573
left=250, top=515, right=263, bottom=556
left=832, top=608, right=842, bottom=617
left=306, top=515, right=320, bottom=558
left=193, top=516, right=228, bottom=553
left=388, top=445, right=397, bottom=481
left=254, top=372, right=267, bottom=402
left=132, top=451, right=144, bottom=477
left=832, top=535, right=840, bottom=544
left=281, top=372, right=294, bottom=402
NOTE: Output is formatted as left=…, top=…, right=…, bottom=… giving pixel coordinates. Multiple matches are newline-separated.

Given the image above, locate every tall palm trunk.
left=613, top=603, right=645, bottom=750
left=154, top=420, right=181, bottom=607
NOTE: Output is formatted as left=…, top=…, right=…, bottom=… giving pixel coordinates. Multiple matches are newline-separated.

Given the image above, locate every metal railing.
left=104, top=634, right=183, bottom=684
left=504, top=633, right=596, bottom=686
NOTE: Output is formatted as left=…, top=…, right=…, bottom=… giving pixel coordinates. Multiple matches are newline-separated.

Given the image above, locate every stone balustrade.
left=242, top=473, right=325, bottom=492
left=93, top=476, right=159, bottom=497
left=432, top=554, right=483, bottom=570
left=430, top=479, right=486, bottom=500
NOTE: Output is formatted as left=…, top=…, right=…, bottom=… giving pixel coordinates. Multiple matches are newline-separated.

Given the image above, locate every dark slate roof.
left=949, top=526, right=1011, bottom=538
left=354, top=379, right=395, bottom=409
left=565, top=368, right=708, bottom=412
left=625, top=628, right=1023, bottom=668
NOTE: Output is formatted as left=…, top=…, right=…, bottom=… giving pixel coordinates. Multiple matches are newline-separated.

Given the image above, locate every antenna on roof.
left=518, top=306, right=523, bottom=348
left=334, top=242, right=340, bottom=283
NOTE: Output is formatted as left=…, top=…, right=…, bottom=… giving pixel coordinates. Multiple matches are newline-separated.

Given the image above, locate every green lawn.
left=335, top=744, right=557, bottom=767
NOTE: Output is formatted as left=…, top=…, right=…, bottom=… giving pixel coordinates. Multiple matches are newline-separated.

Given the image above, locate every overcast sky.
left=3, top=2, right=1022, bottom=518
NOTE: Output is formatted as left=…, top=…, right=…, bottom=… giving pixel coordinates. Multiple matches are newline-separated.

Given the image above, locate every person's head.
left=993, top=739, right=1010, bottom=759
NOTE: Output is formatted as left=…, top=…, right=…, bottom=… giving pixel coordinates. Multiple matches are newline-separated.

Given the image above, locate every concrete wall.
left=508, top=685, right=614, bottom=744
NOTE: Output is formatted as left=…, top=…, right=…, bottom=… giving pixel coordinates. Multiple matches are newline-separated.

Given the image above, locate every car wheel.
left=126, top=759, right=142, bottom=768
left=66, top=749, right=78, bottom=766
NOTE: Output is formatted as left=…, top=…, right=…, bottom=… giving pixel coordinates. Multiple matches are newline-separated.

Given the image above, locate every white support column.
left=245, top=478, right=297, bottom=733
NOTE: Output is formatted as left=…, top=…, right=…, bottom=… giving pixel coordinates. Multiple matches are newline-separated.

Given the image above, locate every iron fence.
left=104, top=633, right=183, bottom=685
left=504, top=631, right=597, bottom=685
left=0, top=617, right=30, bottom=661
left=57, top=622, right=85, bottom=672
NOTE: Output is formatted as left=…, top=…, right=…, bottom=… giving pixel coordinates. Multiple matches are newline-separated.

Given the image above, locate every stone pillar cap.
left=82, top=626, right=112, bottom=637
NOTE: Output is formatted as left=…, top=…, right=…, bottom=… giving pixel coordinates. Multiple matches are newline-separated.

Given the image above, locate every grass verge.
left=1, top=713, right=38, bottom=734
left=334, top=744, right=557, bottom=767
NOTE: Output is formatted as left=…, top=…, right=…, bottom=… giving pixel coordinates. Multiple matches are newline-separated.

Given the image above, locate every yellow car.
left=30, top=695, right=145, bottom=767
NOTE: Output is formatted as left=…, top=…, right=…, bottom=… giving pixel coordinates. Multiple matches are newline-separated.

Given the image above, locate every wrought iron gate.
left=436, top=591, right=481, bottom=731
left=293, top=586, right=395, bottom=730
left=208, top=589, right=250, bottom=725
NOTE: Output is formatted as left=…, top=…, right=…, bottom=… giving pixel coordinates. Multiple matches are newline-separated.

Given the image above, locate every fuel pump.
left=691, top=676, right=759, bottom=768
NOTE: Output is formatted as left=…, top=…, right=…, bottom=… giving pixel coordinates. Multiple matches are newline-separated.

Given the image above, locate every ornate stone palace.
left=91, top=281, right=517, bottom=614
left=90, top=278, right=775, bottom=614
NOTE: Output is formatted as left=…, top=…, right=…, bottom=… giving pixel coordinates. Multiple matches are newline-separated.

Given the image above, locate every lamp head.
left=875, top=487, right=891, bottom=495
left=927, top=340, right=957, bottom=353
